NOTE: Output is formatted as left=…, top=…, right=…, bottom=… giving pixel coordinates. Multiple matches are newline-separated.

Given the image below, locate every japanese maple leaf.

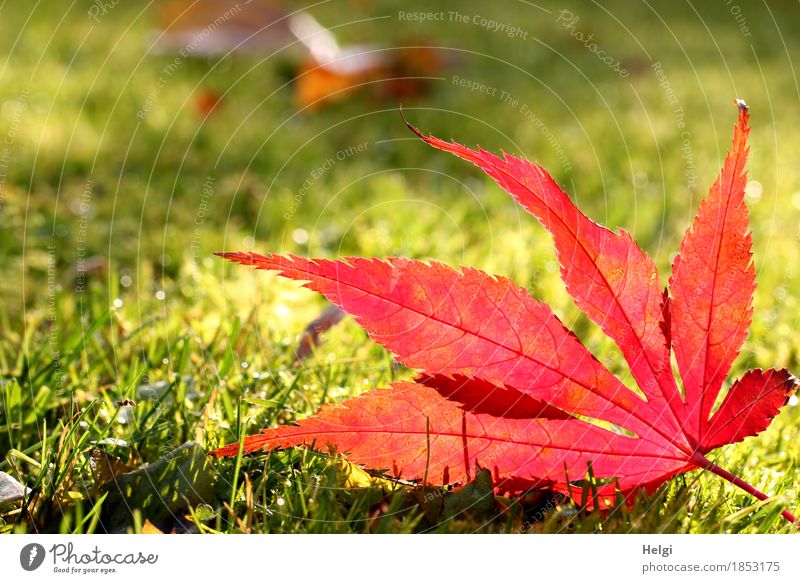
left=211, top=101, right=798, bottom=525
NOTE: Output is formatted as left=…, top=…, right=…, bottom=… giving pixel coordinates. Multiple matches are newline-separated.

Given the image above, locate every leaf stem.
left=695, top=454, right=797, bottom=527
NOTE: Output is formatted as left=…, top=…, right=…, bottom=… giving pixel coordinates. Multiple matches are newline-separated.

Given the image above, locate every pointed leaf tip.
left=401, top=109, right=427, bottom=141
left=670, top=98, right=755, bottom=441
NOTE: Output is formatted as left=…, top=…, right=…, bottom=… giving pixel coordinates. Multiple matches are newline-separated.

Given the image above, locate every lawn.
left=1, top=0, right=800, bottom=533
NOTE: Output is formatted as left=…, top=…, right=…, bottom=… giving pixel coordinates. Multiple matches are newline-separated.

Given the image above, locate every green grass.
left=2, top=0, right=800, bottom=533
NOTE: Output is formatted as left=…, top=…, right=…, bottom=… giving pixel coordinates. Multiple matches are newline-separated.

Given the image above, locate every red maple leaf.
left=211, top=101, right=798, bottom=525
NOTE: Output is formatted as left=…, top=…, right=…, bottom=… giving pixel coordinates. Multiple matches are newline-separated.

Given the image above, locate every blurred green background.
left=1, top=0, right=799, bottom=533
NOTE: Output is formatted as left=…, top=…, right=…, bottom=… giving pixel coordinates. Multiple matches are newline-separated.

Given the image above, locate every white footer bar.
left=3, top=534, right=796, bottom=582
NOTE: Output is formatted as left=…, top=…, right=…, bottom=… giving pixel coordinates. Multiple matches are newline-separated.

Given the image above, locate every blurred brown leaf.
left=294, top=304, right=345, bottom=361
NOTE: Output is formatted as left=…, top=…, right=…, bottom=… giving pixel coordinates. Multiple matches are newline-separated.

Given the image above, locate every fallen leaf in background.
left=294, top=304, right=345, bottom=361
left=152, top=3, right=447, bottom=111
left=291, top=12, right=445, bottom=110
